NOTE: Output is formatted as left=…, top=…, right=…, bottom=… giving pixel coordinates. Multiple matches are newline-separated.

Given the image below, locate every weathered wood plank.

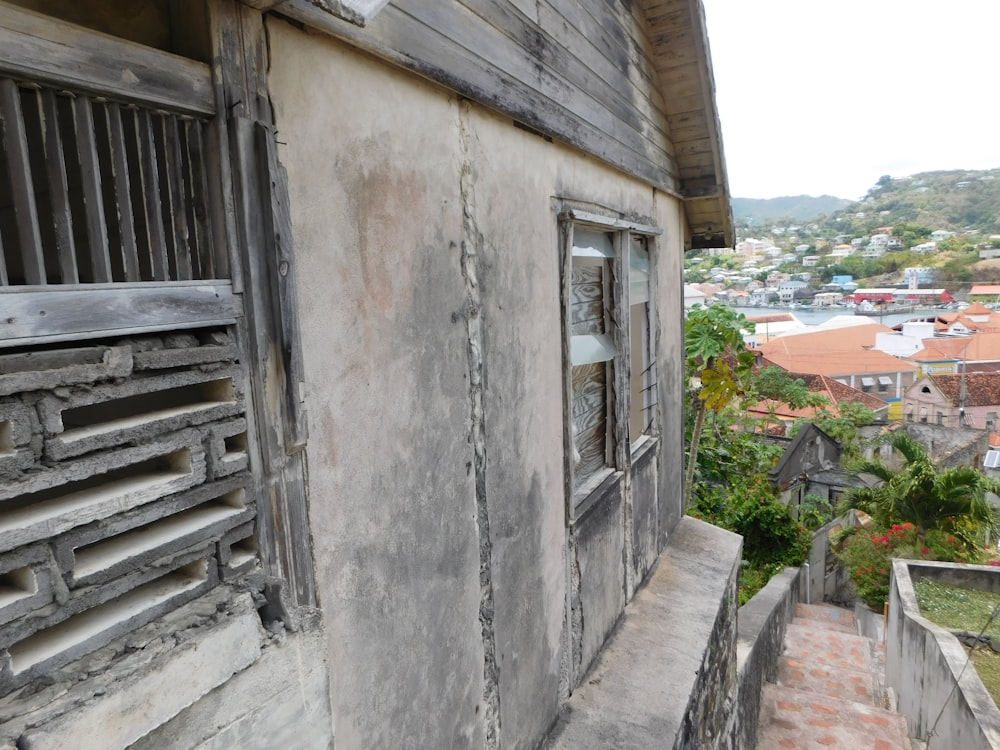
left=70, top=97, right=112, bottom=282
left=183, top=120, right=215, bottom=279
left=465, top=0, right=670, bottom=148
left=0, top=2, right=214, bottom=116
left=134, top=109, right=169, bottom=280
left=0, top=79, right=45, bottom=284
left=397, top=1, right=667, bottom=173
left=257, top=121, right=308, bottom=449
left=560, top=221, right=576, bottom=522
left=38, top=90, right=78, bottom=283
left=278, top=0, right=677, bottom=192
left=0, top=282, right=239, bottom=346
left=153, top=114, right=190, bottom=280
left=104, top=103, right=141, bottom=282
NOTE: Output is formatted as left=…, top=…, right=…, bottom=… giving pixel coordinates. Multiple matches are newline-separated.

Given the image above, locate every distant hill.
left=732, top=195, right=852, bottom=223
left=833, top=170, right=1000, bottom=235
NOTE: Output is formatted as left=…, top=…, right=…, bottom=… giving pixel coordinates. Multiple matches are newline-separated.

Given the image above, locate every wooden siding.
left=275, top=0, right=677, bottom=191
left=273, top=0, right=732, bottom=247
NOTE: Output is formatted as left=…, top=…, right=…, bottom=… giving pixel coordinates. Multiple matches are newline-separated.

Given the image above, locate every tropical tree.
left=838, top=431, right=1000, bottom=548
left=683, top=305, right=755, bottom=505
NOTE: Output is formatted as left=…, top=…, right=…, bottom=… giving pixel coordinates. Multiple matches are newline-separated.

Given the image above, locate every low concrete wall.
left=886, top=560, right=1000, bottom=748
left=734, top=567, right=801, bottom=750
left=543, top=516, right=742, bottom=749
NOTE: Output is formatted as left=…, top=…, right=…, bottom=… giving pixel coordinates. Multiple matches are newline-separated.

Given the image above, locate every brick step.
left=783, top=621, right=873, bottom=673
left=794, top=603, right=858, bottom=634
left=776, top=654, right=876, bottom=705
left=758, top=683, right=912, bottom=750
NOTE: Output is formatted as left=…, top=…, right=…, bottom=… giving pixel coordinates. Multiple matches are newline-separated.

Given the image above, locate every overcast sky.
left=701, top=0, right=1000, bottom=200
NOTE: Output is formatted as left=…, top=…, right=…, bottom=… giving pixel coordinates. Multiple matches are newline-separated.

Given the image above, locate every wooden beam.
left=0, top=1, right=214, bottom=116
left=0, top=282, right=239, bottom=346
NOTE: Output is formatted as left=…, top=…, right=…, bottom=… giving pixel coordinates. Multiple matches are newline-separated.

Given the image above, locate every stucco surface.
left=266, top=15, right=690, bottom=749
left=268, top=23, right=485, bottom=750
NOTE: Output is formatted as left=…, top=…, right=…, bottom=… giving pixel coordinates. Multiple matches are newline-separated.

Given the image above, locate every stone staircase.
left=756, top=603, right=914, bottom=750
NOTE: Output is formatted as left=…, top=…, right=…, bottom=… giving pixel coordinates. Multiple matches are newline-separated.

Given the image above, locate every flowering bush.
left=837, top=522, right=987, bottom=609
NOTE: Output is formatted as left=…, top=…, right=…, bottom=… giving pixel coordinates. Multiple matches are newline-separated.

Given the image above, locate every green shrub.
left=836, top=522, right=987, bottom=609
left=690, top=476, right=811, bottom=603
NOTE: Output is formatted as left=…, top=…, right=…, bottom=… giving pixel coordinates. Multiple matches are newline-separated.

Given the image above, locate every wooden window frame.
left=559, top=208, right=661, bottom=523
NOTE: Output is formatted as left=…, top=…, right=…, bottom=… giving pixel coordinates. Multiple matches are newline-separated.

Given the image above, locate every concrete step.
left=783, top=621, right=873, bottom=673
left=776, top=655, right=876, bottom=706
left=794, top=603, right=857, bottom=634
left=758, top=683, right=912, bottom=750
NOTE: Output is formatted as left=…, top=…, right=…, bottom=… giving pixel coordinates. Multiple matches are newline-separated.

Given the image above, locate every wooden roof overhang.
left=253, top=0, right=732, bottom=249
left=641, top=0, right=733, bottom=249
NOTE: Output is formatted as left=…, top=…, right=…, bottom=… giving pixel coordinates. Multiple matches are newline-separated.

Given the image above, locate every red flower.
left=921, top=547, right=930, bottom=555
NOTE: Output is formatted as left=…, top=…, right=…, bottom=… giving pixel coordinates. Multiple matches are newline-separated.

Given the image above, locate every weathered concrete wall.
left=886, top=560, right=1000, bottom=748
left=542, top=517, right=742, bottom=749
left=267, top=14, right=690, bottom=749
left=734, top=567, right=801, bottom=750
left=268, top=23, right=486, bottom=749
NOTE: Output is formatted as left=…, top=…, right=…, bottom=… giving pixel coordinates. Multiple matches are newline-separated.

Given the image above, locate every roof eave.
left=642, top=0, right=733, bottom=249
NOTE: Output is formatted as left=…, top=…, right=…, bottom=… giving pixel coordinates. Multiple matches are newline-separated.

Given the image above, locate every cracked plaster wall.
left=266, top=16, right=688, bottom=750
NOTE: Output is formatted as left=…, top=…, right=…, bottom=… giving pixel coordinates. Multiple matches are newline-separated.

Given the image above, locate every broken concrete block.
left=16, top=593, right=261, bottom=750
left=0, top=347, right=132, bottom=398
left=218, top=521, right=259, bottom=581
left=0, top=546, right=56, bottom=627
left=0, top=557, right=219, bottom=693
left=0, top=433, right=208, bottom=553
left=38, top=367, right=244, bottom=458
left=205, top=418, right=250, bottom=479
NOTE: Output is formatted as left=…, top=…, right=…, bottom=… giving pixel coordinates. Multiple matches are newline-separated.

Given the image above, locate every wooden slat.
left=135, top=109, right=169, bottom=280
left=71, top=96, right=112, bottom=282
left=104, top=103, right=140, bottom=282
left=38, top=90, right=78, bottom=283
left=0, top=2, right=214, bottom=116
left=156, top=115, right=192, bottom=280
left=182, top=120, right=213, bottom=279
left=0, top=218, right=8, bottom=285
left=0, top=79, right=45, bottom=284
left=0, top=282, right=239, bottom=346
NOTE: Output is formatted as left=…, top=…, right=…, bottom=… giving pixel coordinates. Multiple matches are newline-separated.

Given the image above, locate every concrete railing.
left=886, top=560, right=1000, bottom=749
left=734, top=567, right=802, bottom=750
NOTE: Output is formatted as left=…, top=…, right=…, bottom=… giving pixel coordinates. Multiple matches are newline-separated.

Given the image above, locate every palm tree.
left=840, top=431, right=999, bottom=544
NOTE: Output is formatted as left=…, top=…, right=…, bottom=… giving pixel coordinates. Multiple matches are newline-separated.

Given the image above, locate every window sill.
left=630, top=435, right=658, bottom=469
left=573, top=468, right=622, bottom=525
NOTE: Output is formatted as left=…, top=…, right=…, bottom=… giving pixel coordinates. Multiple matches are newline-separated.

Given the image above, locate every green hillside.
left=832, top=171, right=1000, bottom=235
left=732, top=195, right=851, bottom=223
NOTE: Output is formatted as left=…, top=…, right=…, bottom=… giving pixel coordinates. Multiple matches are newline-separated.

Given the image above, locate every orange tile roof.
left=745, top=372, right=887, bottom=420
left=928, top=373, right=1000, bottom=408
left=970, top=285, right=1000, bottom=296
left=758, top=325, right=915, bottom=376
left=966, top=301, right=993, bottom=316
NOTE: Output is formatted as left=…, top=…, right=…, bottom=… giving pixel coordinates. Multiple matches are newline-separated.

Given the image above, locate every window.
left=920, top=406, right=928, bottom=424
left=985, top=450, right=1000, bottom=469
left=0, top=5, right=311, bottom=708
left=561, top=211, right=660, bottom=505
left=861, top=377, right=875, bottom=393
left=937, top=412, right=945, bottom=425
left=878, top=376, right=892, bottom=394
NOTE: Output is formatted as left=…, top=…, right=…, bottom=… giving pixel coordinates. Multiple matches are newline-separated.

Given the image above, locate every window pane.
left=572, top=361, right=609, bottom=488
left=571, top=227, right=614, bottom=258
